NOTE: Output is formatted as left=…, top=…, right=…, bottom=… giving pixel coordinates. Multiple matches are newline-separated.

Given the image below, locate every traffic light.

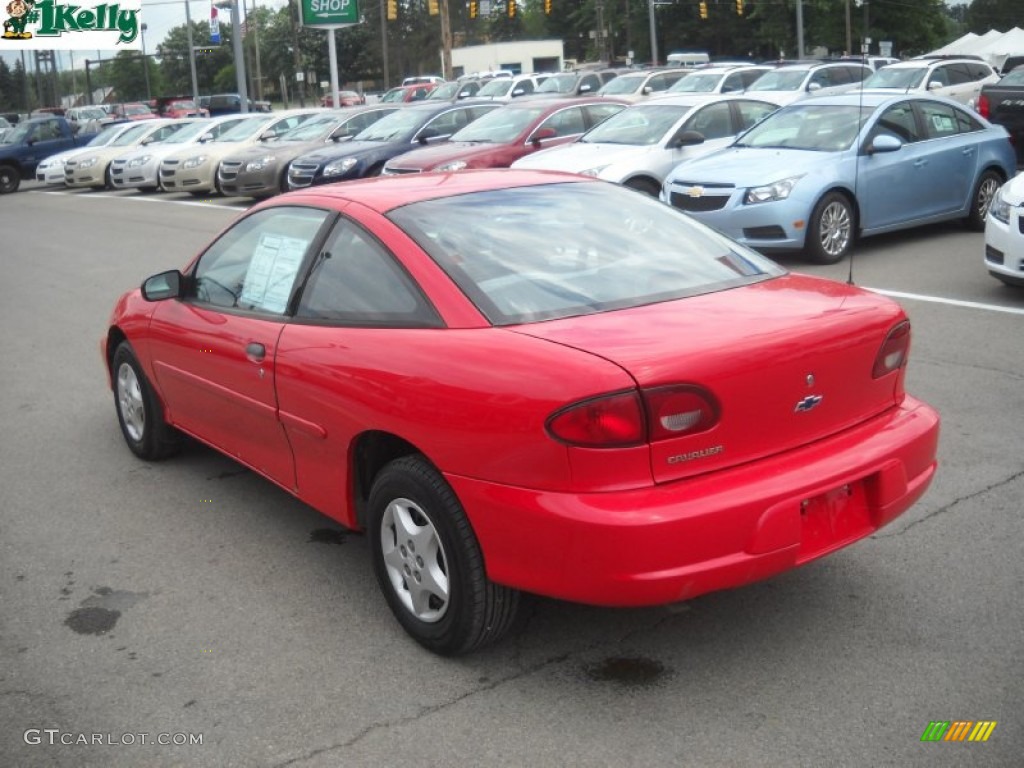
left=468, top=0, right=478, bottom=17
left=429, top=0, right=438, bottom=14
left=736, top=0, right=743, bottom=15
left=387, top=0, right=397, bottom=19
left=544, top=0, right=551, bottom=13
left=699, top=0, right=707, bottom=19
left=507, top=0, right=515, bottom=18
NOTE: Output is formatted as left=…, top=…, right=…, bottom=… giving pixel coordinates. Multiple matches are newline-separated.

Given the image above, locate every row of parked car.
left=32, top=69, right=1023, bottom=281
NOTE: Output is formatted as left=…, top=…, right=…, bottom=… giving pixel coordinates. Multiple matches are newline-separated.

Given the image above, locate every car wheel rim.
left=819, top=201, right=851, bottom=257
left=977, top=178, right=999, bottom=219
left=116, top=363, right=146, bottom=442
left=380, top=497, right=449, bottom=623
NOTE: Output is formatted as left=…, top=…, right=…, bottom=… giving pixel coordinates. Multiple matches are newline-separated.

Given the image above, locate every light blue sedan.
left=661, top=93, right=1018, bottom=263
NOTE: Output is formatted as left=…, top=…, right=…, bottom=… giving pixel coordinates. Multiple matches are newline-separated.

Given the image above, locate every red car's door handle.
left=246, top=342, right=266, bottom=362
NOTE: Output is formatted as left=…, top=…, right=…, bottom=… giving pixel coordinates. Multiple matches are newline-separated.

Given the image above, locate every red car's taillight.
left=547, top=391, right=645, bottom=447
left=547, top=385, right=720, bottom=448
left=873, top=320, right=910, bottom=378
left=978, top=93, right=990, bottom=120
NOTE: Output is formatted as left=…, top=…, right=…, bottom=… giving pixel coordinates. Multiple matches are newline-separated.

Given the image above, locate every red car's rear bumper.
left=448, top=396, right=939, bottom=606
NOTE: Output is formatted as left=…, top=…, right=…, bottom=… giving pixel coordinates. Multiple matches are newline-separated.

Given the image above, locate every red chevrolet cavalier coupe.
left=103, top=170, right=939, bottom=655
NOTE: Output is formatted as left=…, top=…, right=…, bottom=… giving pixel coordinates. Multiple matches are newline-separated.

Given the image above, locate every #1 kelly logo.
left=2, top=0, right=141, bottom=49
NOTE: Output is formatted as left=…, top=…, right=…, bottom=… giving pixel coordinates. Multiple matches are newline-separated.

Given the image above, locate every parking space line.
left=867, top=288, right=1024, bottom=316
left=36, top=189, right=244, bottom=210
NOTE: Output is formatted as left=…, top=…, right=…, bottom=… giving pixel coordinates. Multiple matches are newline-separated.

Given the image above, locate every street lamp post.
left=214, top=0, right=249, bottom=112
left=141, top=22, right=152, bottom=100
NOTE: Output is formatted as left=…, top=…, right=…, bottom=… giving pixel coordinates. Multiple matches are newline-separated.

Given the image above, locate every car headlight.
left=745, top=175, right=804, bottom=205
left=988, top=186, right=1011, bottom=225
left=77, top=157, right=99, bottom=169
left=127, top=155, right=151, bottom=168
left=435, top=160, right=468, bottom=172
left=182, top=155, right=208, bottom=170
left=580, top=165, right=609, bottom=178
left=245, top=155, right=277, bottom=172
left=323, top=157, right=358, bottom=177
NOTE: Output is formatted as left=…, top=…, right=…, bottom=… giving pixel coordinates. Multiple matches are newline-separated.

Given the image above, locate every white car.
left=511, top=94, right=780, bottom=196
left=64, top=120, right=180, bottom=189
left=666, top=64, right=772, bottom=95
left=984, top=172, right=1024, bottom=287
left=595, top=69, right=688, bottom=102
left=109, top=115, right=250, bottom=192
left=473, top=73, right=547, bottom=102
left=746, top=62, right=871, bottom=106
left=862, top=58, right=999, bottom=110
left=34, top=122, right=139, bottom=184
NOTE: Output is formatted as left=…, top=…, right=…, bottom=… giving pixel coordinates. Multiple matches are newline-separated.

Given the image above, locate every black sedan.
left=979, top=66, right=1024, bottom=166
left=287, top=101, right=501, bottom=189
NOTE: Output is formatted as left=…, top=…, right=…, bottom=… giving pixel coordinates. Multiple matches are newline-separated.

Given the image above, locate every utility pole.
left=380, top=0, right=390, bottom=89
left=290, top=0, right=305, bottom=106
left=647, top=0, right=657, bottom=66
left=184, top=0, right=200, bottom=102
left=440, top=0, right=452, bottom=79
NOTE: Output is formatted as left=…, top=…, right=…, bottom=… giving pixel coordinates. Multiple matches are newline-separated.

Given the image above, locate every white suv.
left=861, top=58, right=999, bottom=109
left=745, top=62, right=871, bottom=105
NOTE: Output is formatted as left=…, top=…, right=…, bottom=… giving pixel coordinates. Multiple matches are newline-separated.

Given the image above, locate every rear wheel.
left=0, top=164, right=20, bottom=194
left=806, top=191, right=854, bottom=264
left=966, top=170, right=1001, bottom=231
left=368, top=456, right=520, bottom=655
left=112, top=341, right=180, bottom=460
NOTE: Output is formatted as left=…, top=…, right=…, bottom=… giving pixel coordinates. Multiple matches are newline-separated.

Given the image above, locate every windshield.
left=381, top=88, right=407, bottom=103
left=536, top=74, right=576, bottom=94
left=451, top=106, right=548, bottom=143
left=158, top=120, right=211, bottom=143
left=598, top=75, right=646, bottom=95
left=354, top=109, right=426, bottom=142
left=85, top=124, right=127, bottom=146
left=1, top=123, right=32, bottom=144
left=863, top=67, right=927, bottom=89
left=477, top=79, right=513, bottom=97
left=275, top=113, right=342, bottom=141
left=1001, top=68, right=1024, bottom=86
left=111, top=122, right=159, bottom=146
left=389, top=183, right=782, bottom=325
left=736, top=104, right=871, bottom=152
left=669, top=73, right=721, bottom=92
left=427, top=82, right=461, bottom=100
left=124, top=104, right=152, bottom=116
left=582, top=104, right=690, bottom=145
left=212, top=116, right=275, bottom=142
left=748, top=69, right=810, bottom=91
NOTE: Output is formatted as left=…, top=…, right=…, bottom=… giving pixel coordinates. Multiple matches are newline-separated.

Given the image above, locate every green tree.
left=0, top=58, right=14, bottom=111
left=965, top=0, right=1019, bottom=33
left=106, top=49, right=165, bottom=102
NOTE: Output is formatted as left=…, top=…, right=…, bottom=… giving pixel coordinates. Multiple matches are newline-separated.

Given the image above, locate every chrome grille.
left=288, top=162, right=319, bottom=188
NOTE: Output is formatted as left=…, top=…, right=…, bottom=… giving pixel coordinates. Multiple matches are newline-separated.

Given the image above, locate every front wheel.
left=806, top=191, right=854, bottom=264
left=966, top=170, right=1001, bottom=231
left=624, top=177, right=661, bottom=197
left=112, top=341, right=180, bottom=460
left=368, top=456, right=520, bottom=655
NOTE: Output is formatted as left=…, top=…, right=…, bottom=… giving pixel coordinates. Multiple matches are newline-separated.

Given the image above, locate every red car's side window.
left=191, top=207, right=331, bottom=313
left=294, top=219, right=441, bottom=328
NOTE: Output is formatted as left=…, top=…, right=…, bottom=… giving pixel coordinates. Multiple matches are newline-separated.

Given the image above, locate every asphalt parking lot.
left=1, top=181, right=1021, bottom=767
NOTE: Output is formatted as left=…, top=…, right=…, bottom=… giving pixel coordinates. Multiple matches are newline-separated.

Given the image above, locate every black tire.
left=624, top=177, right=660, bottom=197
left=368, top=456, right=520, bottom=655
left=213, top=168, right=225, bottom=196
left=805, top=191, right=855, bottom=264
left=98, top=164, right=113, bottom=190
left=966, top=170, right=1002, bottom=232
left=278, top=168, right=290, bottom=195
left=0, top=164, right=20, bottom=194
left=365, top=163, right=384, bottom=178
left=111, top=341, right=180, bottom=461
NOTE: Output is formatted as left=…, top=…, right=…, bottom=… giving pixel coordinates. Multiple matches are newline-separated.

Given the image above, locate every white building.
left=452, top=40, right=564, bottom=78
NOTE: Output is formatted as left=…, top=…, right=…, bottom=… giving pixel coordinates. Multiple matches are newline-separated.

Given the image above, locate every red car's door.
left=148, top=206, right=334, bottom=488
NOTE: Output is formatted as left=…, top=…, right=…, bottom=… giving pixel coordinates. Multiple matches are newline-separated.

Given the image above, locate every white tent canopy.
left=925, top=29, right=1024, bottom=71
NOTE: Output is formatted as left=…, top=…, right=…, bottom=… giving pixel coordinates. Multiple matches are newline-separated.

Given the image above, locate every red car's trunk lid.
left=511, top=274, right=908, bottom=483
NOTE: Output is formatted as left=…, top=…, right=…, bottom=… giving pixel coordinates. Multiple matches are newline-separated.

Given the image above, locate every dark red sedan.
left=382, top=97, right=626, bottom=174
left=103, top=170, right=940, bottom=655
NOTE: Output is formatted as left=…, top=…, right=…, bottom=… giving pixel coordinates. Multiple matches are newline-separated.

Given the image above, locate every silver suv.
left=745, top=61, right=871, bottom=105
left=862, top=57, right=999, bottom=109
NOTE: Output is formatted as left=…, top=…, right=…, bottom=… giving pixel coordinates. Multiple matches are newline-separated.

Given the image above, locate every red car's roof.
left=276, top=169, right=591, bottom=214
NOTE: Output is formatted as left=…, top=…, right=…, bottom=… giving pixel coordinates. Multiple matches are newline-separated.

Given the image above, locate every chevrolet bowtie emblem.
left=795, top=395, right=823, bottom=412
left=687, top=186, right=705, bottom=198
